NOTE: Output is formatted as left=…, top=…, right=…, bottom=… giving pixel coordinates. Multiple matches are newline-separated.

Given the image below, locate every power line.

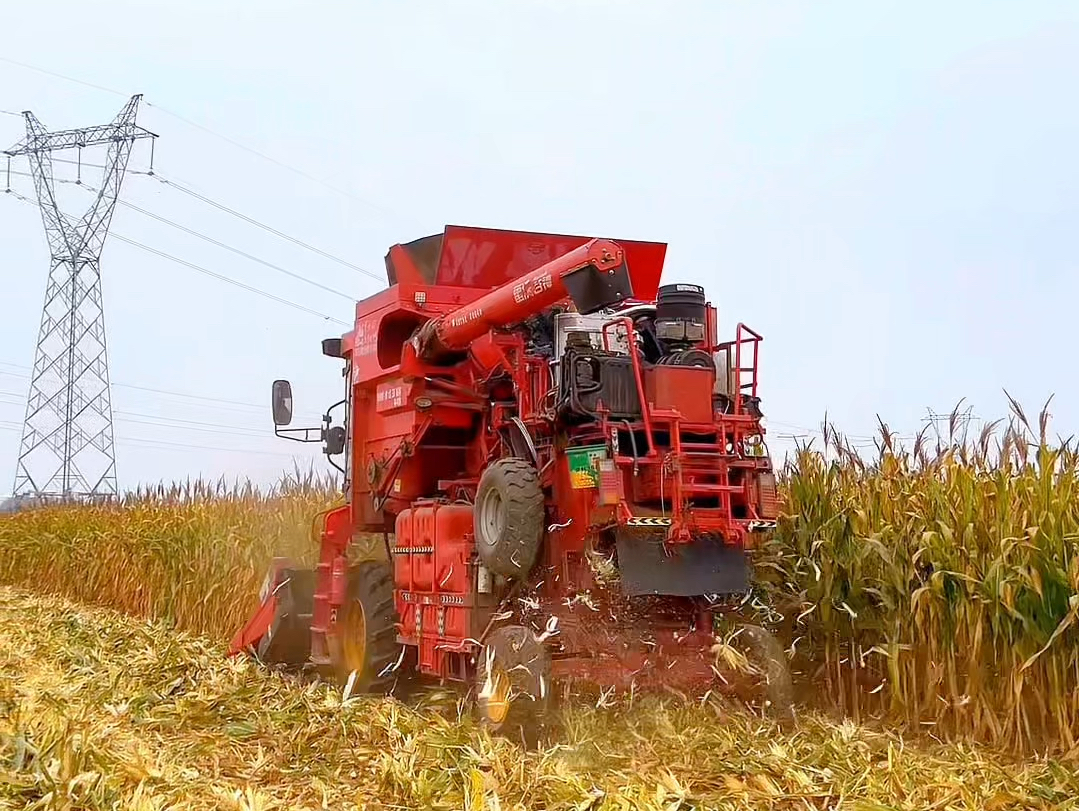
left=0, top=395, right=276, bottom=440
left=146, top=172, right=384, bottom=281
left=6, top=175, right=362, bottom=316
left=117, top=416, right=277, bottom=440
left=5, top=167, right=85, bottom=189
left=0, top=57, right=128, bottom=98
left=0, top=362, right=321, bottom=420
left=0, top=362, right=320, bottom=417
left=2, top=59, right=391, bottom=280
left=0, top=421, right=309, bottom=459
left=65, top=173, right=359, bottom=300
left=7, top=164, right=383, bottom=286
left=115, top=196, right=355, bottom=302
left=110, top=233, right=351, bottom=326
left=2, top=188, right=350, bottom=326
left=121, top=435, right=312, bottom=457
left=0, top=56, right=416, bottom=226
left=0, top=391, right=268, bottom=436
left=115, top=413, right=266, bottom=437
left=142, top=104, right=408, bottom=224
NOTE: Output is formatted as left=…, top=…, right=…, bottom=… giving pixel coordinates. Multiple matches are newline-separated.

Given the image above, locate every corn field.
left=0, top=467, right=355, bottom=641
left=1, top=399, right=1077, bottom=756
left=3, top=589, right=1077, bottom=810
left=760, top=397, right=1079, bottom=754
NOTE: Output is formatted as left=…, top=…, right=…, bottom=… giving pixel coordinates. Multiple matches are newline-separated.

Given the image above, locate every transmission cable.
left=111, top=234, right=350, bottom=326
left=9, top=160, right=384, bottom=284
left=2, top=189, right=350, bottom=326
left=0, top=393, right=273, bottom=440
left=0, top=57, right=420, bottom=224
left=145, top=171, right=384, bottom=282
left=0, top=57, right=128, bottom=99
left=141, top=102, right=412, bottom=226
left=0, top=420, right=303, bottom=457
left=116, top=197, right=355, bottom=301
left=0, top=361, right=322, bottom=417
left=5, top=168, right=356, bottom=301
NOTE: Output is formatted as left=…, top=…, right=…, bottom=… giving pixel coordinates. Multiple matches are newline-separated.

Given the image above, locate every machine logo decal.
left=353, top=318, right=377, bottom=358
left=448, top=307, right=484, bottom=328
left=512, top=271, right=554, bottom=305
left=375, top=384, right=405, bottom=413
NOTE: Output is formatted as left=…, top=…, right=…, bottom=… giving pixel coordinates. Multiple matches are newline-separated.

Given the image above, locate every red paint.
left=423, top=238, right=625, bottom=356
left=428, top=224, right=667, bottom=299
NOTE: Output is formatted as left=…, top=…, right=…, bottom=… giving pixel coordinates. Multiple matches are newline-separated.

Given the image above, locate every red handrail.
left=730, top=323, right=762, bottom=415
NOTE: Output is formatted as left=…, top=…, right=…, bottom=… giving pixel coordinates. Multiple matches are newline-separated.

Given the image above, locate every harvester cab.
left=231, top=225, right=791, bottom=733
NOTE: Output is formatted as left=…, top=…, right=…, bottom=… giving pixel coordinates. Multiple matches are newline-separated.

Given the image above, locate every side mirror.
left=271, top=379, right=293, bottom=426
left=324, top=425, right=346, bottom=456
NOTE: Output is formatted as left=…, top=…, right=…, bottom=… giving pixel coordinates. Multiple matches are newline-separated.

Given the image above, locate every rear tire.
left=474, top=459, right=545, bottom=580
left=474, top=625, right=551, bottom=747
left=328, top=560, right=402, bottom=693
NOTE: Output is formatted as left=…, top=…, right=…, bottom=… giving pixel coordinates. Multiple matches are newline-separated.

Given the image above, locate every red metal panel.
left=644, top=366, right=715, bottom=424
left=433, top=224, right=667, bottom=299
left=597, top=460, right=621, bottom=506
left=758, top=471, right=779, bottom=519
left=420, top=634, right=438, bottom=672
left=412, top=506, right=435, bottom=590
left=394, top=502, right=475, bottom=678
left=432, top=239, right=624, bottom=352
left=394, top=509, right=413, bottom=591
left=433, top=503, right=473, bottom=594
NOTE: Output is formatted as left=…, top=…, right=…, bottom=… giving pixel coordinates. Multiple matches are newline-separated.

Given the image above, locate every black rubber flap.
left=562, top=260, right=634, bottom=314
left=257, top=569, right=316, bottom=666
left=615, top=533, right=749, bottom=597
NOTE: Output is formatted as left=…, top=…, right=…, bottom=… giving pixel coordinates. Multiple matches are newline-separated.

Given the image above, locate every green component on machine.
left=567, top=444, right=608, bottom=490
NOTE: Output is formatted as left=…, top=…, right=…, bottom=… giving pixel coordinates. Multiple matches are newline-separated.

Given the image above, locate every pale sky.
left=1, top=1, right=1077, bottom=495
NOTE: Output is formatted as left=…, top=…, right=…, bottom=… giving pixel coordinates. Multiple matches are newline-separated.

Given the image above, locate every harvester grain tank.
left=231, top=225, right=790, bottom=734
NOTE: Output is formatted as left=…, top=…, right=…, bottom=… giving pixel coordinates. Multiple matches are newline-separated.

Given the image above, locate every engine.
left=551, top=283, right=747, bottom=427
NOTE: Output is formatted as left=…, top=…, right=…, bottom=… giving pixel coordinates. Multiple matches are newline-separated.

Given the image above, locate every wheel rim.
left=340, top=599, right=367, bottom=673
left=483, top=665, right=512, bottom=725
left=479, top=488, right=504, bottom=547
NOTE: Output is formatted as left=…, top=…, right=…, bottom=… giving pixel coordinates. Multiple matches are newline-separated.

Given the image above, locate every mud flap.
left=615, top=533, right=749, bottom=597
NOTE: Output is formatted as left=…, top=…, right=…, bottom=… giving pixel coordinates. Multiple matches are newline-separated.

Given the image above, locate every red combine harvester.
left=230, top=225, right=791, bottom=733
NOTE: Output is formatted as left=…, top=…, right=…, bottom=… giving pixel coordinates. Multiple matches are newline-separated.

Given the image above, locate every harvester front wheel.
left=329, top=560, right=401, bottom=693
left=474, top=458, right=544, bottom=580
left=475, top=625, right=551, bottom=746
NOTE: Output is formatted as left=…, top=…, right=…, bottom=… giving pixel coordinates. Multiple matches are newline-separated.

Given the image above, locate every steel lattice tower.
left=4, top=95, right=156, bottom=499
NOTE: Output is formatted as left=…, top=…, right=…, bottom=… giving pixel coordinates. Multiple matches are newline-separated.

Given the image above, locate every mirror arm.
left=326, top=453, right=346, bottom=476
left=274, top=426, right=324, bottom=443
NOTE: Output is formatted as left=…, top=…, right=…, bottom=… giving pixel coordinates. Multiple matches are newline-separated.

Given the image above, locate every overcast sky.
left=1, top=1, right=1077, bottom=494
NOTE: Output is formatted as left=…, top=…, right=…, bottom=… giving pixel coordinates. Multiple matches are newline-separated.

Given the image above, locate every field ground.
left=2, top=587, right=1077, bottom=811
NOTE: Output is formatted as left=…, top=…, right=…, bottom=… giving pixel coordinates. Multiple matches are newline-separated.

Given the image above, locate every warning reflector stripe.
left=625, top=517, right=672, bottom=527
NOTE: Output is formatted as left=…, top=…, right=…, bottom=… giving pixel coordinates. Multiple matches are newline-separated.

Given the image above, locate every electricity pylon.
left=4, top=95, right=156, bottom=498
